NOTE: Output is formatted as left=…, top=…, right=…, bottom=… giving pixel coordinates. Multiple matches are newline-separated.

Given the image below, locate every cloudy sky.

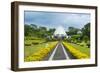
left=24, top=11, right=90, bottom=30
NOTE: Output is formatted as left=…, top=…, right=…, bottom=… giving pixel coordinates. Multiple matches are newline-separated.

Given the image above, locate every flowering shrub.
left=25, top=41, right=58, bottom=61
left=63, top=42, right=89, bottom=59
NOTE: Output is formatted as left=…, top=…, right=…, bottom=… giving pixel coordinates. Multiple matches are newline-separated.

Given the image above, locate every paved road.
left=52, top=43, right=67, bottom=60
left=43, top=42, right=75, bottom=61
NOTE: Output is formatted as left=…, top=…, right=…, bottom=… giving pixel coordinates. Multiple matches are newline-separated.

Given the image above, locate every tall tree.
left=47, top=28, right=55, bottom=35
left=24, top=24, right=33, bottom=36
left=81, top=23, right=90, bottom=38
left=30, top=24, right=37, bottom=29
left=66, top=27, right=79, bottom=36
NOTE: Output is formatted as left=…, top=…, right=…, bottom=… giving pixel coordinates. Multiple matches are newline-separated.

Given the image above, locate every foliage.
left=24, top=24, right=55, bottom=40
left=66, top=23, right=90, bottom=48
left=25, top=37, right=45, bottom=45
left=24, top=24, right=33, bottom=36
left=63, top=42, right=89, bottom=59
left=66, top=27, right=79, bottom=36
left=69, top=42, right=90, bottom=56
left=24, top=41, right=58, bottom=61
left=81, top=23, right=90, bottom=39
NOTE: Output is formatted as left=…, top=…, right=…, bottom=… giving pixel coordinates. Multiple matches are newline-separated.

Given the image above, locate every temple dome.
left=53, top=26, right=67, bottom=38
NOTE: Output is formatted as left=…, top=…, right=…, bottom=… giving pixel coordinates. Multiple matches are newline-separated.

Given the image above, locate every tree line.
left=24, top=24, right=55, bottom=39
left=66, top=23, right=90, bottom=47
left=25, top=23, right=90, bottom=47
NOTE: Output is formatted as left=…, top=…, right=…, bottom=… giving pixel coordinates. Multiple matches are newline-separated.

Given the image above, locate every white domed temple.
left=53, top=26, right=68, bottom=39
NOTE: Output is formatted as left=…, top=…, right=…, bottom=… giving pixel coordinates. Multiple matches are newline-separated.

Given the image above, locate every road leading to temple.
left=44, top=42, right=75, bottom=61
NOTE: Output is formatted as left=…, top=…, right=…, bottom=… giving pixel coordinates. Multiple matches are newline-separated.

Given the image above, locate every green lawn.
left=24, top=43, right=48, bottom=57
left=25, top=38, right=45, bottom=45
left=69, top=43, right=90, bottom=57
left=24, top=37, right=57, bottom=59
left=24, top=37, right=46, bottom=57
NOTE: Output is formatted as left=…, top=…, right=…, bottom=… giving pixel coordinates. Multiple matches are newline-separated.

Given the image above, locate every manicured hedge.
left=25, top=41, right=58, bottom=61
left=63, top=42, right=89, bottom=59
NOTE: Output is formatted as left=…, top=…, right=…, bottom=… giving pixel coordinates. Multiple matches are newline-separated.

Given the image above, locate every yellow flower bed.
left=25, top=41, right=58, bottom=61
left=63, top=42, right=89, bottom=59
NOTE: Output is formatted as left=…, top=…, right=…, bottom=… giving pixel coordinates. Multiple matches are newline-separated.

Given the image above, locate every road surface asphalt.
left=43, top=42, right=76, bottom=61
